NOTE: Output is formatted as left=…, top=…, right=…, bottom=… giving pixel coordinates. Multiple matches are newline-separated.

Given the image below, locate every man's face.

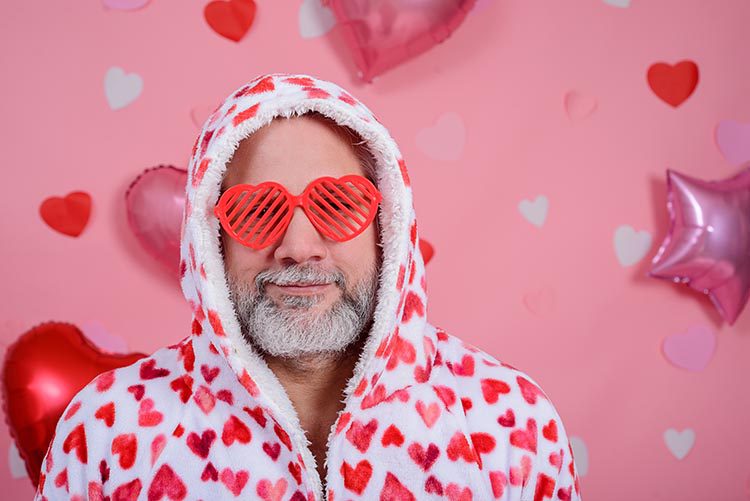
left=220, top=115, right=381, bottom=358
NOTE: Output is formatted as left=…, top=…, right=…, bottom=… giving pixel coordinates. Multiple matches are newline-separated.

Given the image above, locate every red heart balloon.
left=126, top=165, right=187, bottom=275
left=39, top=191, right=92, bottom=237
left=647, top=60, right=699, bottom=107
left=1, top=322, right=146, bottom=486
left=204, top=0, right=256, bottom=42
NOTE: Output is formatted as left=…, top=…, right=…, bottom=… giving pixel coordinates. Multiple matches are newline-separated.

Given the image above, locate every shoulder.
left=431, top=328, right=582, bottom=500
left=35, top=337, right=194, bottom=499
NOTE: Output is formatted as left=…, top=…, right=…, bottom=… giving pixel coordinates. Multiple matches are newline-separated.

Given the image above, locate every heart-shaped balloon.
left=1, top=322, right=146, bottom=486
left=327, top=0, right=477, bottom=82
left=126, top=165, right=187, bottom=275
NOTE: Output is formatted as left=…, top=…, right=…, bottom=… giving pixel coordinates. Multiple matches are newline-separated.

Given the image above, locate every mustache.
left=254, top=265, right=346, bottom=293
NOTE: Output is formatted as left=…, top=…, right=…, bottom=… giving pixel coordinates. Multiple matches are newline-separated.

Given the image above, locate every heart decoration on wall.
left=126, top=165, right=187, bottom=275
left=39, top=191, right=92, bottom=237
left=326, top=0, right=477, bottom=82
left=204, top=0, right=257, bottom=42
left=647, top=60, right=699, bottom=107
left=1, top=322, right=146, bottom=486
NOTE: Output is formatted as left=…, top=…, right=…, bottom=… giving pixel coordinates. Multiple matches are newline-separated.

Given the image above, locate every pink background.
left=2, top=0, right=749, bottom=499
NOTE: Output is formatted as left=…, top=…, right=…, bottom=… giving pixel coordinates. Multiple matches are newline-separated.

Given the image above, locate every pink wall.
left=2, top=0, right=749, bottom=499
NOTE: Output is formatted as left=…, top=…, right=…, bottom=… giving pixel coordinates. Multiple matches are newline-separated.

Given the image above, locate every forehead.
left=222, top=115, right=366, bottom=194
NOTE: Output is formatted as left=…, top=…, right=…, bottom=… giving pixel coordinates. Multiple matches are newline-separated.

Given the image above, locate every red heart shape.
left=39, top=191, right=92, bottom=237
left=381, top=424, right=405, bottom=447
left=647, top=60, right=699, bottom=107
left=481, top=378, right=511, bottom=404
left=204, top=0, right=256, bottom=42
left=408, top=442, right=440, bottom=471
left=187, top=429, right=217, bottom=459
left=1, top=322, right=145, bottom=487
left=111, top=433, right=137, bottom=469
left=340, top=460, right=372, bottom=495
left=222, top=415, right=251, bottom=445
left=345, top=419, right=378, bottom=453
left=510, top=418, right=538, bottom=454
left=148, top=464, right=187, bottom=500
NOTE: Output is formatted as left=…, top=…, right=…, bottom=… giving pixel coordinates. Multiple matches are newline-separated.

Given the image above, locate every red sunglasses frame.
left=214, top=174, right=382, bottom=250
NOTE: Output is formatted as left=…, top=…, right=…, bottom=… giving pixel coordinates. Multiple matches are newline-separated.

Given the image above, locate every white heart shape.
left=603, top=0, right=631, bottom=7
left=299, top=0, right=336, bottom=39
left=570, top=436, right=589, bottom=477
left=415, top=112, right=466, bottom=161
left=664, top=428, right=695, bottom=460
left=105, top=66, right=143, bottom=110
left=613, top=225, right=652, bottom=267
left=8, top=442, right=28, bottom=479
left=518, top=195, right=549, bottom=228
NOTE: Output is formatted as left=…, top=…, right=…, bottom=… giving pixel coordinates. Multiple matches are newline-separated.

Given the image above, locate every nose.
left=272, top=206, right=328, bottom=264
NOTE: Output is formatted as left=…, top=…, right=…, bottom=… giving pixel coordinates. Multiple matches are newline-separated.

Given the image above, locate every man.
left=36, top=73, right=581, bottom=500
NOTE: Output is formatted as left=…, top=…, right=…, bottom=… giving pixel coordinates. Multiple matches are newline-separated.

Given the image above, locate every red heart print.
left=647, top=60, right=699, bottom=107
left=39, top=191, right=91, bottom=237
left=256, top=477, right=287, bottom=501
left=481, top=378, right=511, bottom=404
left=510, top=418, right=538, bottom=453
left=385, top=335, right=416, bottom=370
left=557, top=486, right=573, bottom=501
left=138, top=398, right=163, bottom=427
left=407, top=442, right=440, bottom=471
left=128, top=384, right=145, bottom=401
left=170, top=375, right=193, bottom=403
left=204, top=0, right=256, bottom=42
left=542, top=419, right=558, bottom=442
left=95, top=371, right=115, bottom=392
left=432, top=385, right=456, bottom=408
left=263, top=441, right=281, bottom=461
left=201, top=364, right=220, bottom=383
left=222, top=415, right=251, bottom=445
left=194, top=385, right=217, bottom=415
left=201, top=462, right=219, bottom=482
left=461, top=397, right=473, bottom=412
left=489, top=470, right=507, bottom=497
left=94, top=402, right=115, bottom=427
left=187, top=429, right=217, bottom=459
left=99, top=460, right=110, bottom=483
left=62, top=423, right=88, bottom=463
left=147, top=464, right=187, bottom=500
left=288, top=461, right=302, bottom=485
left=273, top=422, right=293, bottom=451
left=113, top=478, right=142, bottom=499
left=446, top=432, right=476, bottom=463
left=425, top=475, right=444, bottom=495
left=381, top=424, right=405, bottom=447
left=341, top=460, right=373, bottom=495
left=346, top=419, right=378, bottom=453
left=470, top=432, right=496, bottom=469
left=244, top=405, right=267, bottom=428
left=509, top=455, right=532, bottom=487
left=221, top=468, right=250, bottom=496
left=497, top=408, right=516, bottom=427
left=150, top=434, right=166, bottom=466
left=380, top=472, right=416, bottom=500
left=549, top=450, right=563, bottom=470
left=445, top=483, right=472, bottom=501
left=449, top=355, right=475, bottom=377
left=517, top=376, right=546, bottom=405
left=419, top=238, right=435, bottom=265
left=111, top=433, right=137, bottom=469
left=534, top=473, right=556, bottom=500
left=54, top=468, right=68, bottom=490
left=415, top=400, right=441, bottom=428
left=140, top=359, right=170, bottom=380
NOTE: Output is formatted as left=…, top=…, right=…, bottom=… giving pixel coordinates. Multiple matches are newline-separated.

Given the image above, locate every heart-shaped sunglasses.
left=215, top=174, right=382, bottom=250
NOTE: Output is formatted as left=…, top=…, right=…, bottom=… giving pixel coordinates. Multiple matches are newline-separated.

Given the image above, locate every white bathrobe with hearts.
left=35, top=73, right=582, bottom=501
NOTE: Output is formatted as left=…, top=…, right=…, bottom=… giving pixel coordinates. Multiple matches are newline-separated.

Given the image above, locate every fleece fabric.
left=35, top=73, right=582, bottom=501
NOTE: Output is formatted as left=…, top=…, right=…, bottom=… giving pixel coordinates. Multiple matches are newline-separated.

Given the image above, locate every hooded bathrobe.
left=35, top=73, right=582, bottom=501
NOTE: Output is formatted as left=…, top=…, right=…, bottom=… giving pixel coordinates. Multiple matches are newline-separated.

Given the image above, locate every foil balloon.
left=1, top=322, right=146, bottom=486
left=126, top=165, right=187, bottom=275
left=326, top=0, right=477, bottom=82
left=648, top=167, right=750, bottom=325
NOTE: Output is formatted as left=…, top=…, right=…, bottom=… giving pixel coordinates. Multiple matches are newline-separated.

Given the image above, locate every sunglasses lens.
left=221, top=185, right=290, bottom=248
left=306, top=177, right=380, bottom=241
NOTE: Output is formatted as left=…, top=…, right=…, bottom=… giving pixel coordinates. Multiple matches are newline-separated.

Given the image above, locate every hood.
left=178, top=72, right=435, bottom=490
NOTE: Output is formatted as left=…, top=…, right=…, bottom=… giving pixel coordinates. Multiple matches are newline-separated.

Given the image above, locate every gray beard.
left=227, top=264, right=379, bottom=358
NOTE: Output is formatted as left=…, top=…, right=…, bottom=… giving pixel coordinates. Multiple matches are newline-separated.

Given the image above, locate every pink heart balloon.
left=327, top=0, right=476, bottom=82
left=126, top=165, right=186, bottom=275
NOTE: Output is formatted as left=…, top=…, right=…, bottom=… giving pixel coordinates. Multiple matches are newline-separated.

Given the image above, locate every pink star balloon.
left=649, top=167, right=750, bottom=325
